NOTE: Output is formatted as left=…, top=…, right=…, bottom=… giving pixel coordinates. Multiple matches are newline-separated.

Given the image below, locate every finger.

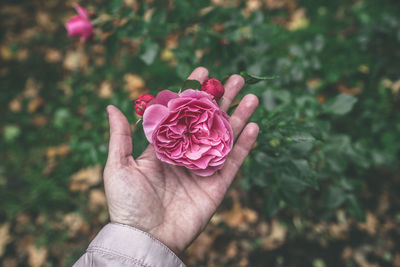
left=106, top=105, right=134, bottom=166
left=187, top=66, right=209, bottom=83
left=220, top=123, right=259, bottom=187
left=219, top=74, right=245, bottom=112
left=229, top=94, right=259, bottom=139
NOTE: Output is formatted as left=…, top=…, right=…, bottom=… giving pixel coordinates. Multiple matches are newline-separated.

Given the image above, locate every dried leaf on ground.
left=165, top=33, right=180, bottom=49
left=220, top=193, right=258, bottom=228
left=45, top=48, right=62, bottom=63
left=264, top=0, right=287, bottom=10
left=23, top=78, right=41, bottom=98
left=336, top=82, right=363, bottom=95
left=63, top=212, right=88, bottom=237
left=357, top=212, right=379, bottom=236
left=187, top=232, right=215, bottom=261
left=0, top=223, right=12, bottom=257
left=99, top=81, right=114, bottom=99
left=287, top=8, right=309, bottom=31
left=124, top=74, right=146, bottom=100
left=69, top=165, right=102, bottom=192
left=46, top=144, right=70, bottom=159
left=27, top=244, right=48, bottom=267
left=9, top=97, right=22, bottom=112
left=63, top=50, right=88, bottom=71
left=89, top=189, right=107, bottom=211
left=30, top=115, right=48, bottom=127
left=329, top=223, right=349, bottom=240
left=261, top=219, right=287, bottom=250
left=211, top=0, right=240, bottom=7
left=226, top=241, right=238, bottom=259
left=27, top=98, right=44, bottom=113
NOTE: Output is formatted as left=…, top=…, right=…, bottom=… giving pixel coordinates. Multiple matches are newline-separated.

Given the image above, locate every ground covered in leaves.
left=1, top=0, right=400, bottom=266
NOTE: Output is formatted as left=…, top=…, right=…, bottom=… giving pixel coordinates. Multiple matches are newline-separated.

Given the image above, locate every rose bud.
left=65, top=4, right=94, bottom=43
left=201, top=78, right=225, bottom=101
left=135, top=94, right=154, bottom=116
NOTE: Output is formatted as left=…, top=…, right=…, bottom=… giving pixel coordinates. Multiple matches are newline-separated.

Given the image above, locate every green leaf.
left=140, top=41, right=159, bottom=65
left=182, top=79, right=201, bottom=91
left=264, top=190, right=281, bottom=217
left=109, top=0, right=123, bottom=13
left=324, top=94, right=358, bottom=115
left=240, top=71, right=279, bottom=84
left=326, top=185, right=347, bottom=209
left=346, top=195, right=366, bottom=221
left=288, top=133, right=316, bottom=153
left=3, top=125, right=21, bottom=142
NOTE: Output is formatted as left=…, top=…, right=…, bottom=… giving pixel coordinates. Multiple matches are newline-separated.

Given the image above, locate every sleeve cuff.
left=87, top=223, right=185, bottom=267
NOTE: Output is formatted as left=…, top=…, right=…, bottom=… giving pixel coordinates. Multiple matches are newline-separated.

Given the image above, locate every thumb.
left=106, top=105, right=134, bottom=166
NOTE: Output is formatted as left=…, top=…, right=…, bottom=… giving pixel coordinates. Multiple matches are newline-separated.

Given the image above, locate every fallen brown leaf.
left=226, top=241, right=238, bottom=259
left=30, top=115, right=48, bottom=127
left=27, top=244, right=48, bottom=267
left=307, top=77, right=322, bottom=90
left=0, top=45, right=12, bottom=61
left=45, top=48, right=62, bottom=63
left=23, top=78, right=41, bottom=98
left=165, top=33, right=180, bottom=49
left=63, top=212, right=88, bottom=237
left=9, top=97, right=22, bottom=112
left=328, top=223, right=349, bottom=240
left=99, top=81, right=114, bottom=99
left=89, top=189, right=107, bottom=211
left=69, top=165, right=102, bottom=192
left=286, top=8, right=309, bottom=31
left=27, top=97, right=44, bottom=113
left=63, top=50, right=88, bottom=71
left=341, top=246, right=353, bottom=260
left=187, top=231, right=215, bottom=261
left=357, top=212, right=378, bottom=236
left=336, top=82, right=363, bottom=95
left=124, top=74, right=146, bottom=100
left=0, top=223, right=12, bottom=257
left=46, top=144, right=70, bottom=159
left=264, top=0, right=287, bottom=10
left=261, top=219, right=287, bottom=250
left=211, top=0, right=240, bottom=7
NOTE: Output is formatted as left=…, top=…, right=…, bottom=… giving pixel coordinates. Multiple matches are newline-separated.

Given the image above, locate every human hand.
left=103, top=67, right=259, bottom=254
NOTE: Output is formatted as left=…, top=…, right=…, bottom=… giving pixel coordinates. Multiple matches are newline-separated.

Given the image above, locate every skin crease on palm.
left=104, top=67, right=259, bottom=254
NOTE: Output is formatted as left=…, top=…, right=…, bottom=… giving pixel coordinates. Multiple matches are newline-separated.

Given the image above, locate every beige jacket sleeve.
left=73, top=223, right=186, bottom=267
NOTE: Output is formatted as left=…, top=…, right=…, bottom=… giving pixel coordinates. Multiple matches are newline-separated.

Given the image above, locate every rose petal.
left=192, top=164, right=222, bottom=176
left=155, top=90, right=179, bottom=107
left=73, top=4, right=89, bottom=19
left=143, top=104, right=169, bottom=143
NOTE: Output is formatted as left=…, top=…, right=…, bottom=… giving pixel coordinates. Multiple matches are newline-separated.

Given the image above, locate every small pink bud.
left=135, top=94, right=154, bottom=116
left=201, top=78, right=225, bottom=101
left=65, top=4, right=93, bottom=43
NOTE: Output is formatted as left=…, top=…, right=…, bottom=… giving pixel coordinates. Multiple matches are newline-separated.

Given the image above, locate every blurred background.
left=1, top=0, right=400, bottom=266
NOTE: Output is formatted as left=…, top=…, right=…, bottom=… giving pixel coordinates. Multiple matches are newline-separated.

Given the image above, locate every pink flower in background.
left=201, top=78, right=225, bottom=101
left=135, top=94, right=154, bottom=116
left=143, top=89, right=233, bottom=176
left=65, top=4, right=93, bottom=42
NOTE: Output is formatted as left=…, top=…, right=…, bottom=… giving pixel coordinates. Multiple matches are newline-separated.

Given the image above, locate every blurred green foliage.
left=1, top=0, right=400, bottom=251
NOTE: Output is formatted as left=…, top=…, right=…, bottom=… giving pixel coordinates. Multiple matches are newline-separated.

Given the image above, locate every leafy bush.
left=1, top=0, right=400, bottom=263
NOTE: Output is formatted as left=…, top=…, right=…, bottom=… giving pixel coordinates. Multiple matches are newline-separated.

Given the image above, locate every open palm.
left=103, top=67, right=259, bottom=254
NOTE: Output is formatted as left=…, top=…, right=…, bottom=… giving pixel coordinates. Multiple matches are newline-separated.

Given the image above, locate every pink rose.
left=65, top=4, right=93, bottom=42
left=135, top=94, right=154, bottom=116
left=142, top=89, right=233, bottom=176
left=201, top=78, right=225, bottom=101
